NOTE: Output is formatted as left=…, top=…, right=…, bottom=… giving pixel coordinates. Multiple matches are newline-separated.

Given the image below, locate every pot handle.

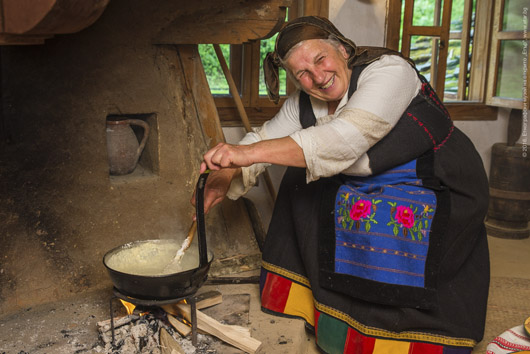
left=195, top=172, right=209, bottom=267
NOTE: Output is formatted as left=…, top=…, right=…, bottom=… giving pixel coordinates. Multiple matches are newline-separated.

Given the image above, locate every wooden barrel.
left=485, top=143, right=530, bottom=239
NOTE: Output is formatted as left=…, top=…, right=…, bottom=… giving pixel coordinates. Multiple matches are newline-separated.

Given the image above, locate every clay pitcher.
left=106, top=118, right=150, bottom=175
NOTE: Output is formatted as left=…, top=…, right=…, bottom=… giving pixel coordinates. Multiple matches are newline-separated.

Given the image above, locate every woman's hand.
left=200, top=143, right=253, bottom=173
left=200, top=137, right=306, bottom=174
left=194, top=136, right=305, bottom=216
left=191, top=168, right=241, bottom=215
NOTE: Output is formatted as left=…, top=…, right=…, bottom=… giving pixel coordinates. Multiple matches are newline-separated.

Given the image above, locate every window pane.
left=198, top=44, right=230, bottom=95
left=450, top=0, right=466, bottom=31
left=413, top=0, right=443, bottom=26
left=444, top=39, right=462, bottom=101
left=409, top=35, right=440, bottom=83
left=495, top=40, right=526, bottom=100
left=502, top=0, right=530, bottom=32
left=259, top=33, right=287, bottom=96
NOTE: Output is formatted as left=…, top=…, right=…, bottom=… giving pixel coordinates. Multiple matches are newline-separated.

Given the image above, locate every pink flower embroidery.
left=395, top=206, right=415, bottom=228
left=350, top=200, right=372, bottom=220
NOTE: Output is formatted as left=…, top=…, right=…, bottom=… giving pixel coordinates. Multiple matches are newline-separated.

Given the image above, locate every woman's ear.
left=339, top=44, right=349, bottom=59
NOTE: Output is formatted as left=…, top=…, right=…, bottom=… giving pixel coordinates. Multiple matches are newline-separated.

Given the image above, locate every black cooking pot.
left=103, top=173, right=213, bottom=300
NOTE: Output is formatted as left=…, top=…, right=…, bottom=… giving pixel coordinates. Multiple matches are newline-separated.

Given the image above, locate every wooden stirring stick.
left=164, top=220, right=197, bottom=271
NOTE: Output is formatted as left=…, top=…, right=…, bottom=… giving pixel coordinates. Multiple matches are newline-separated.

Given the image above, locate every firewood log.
left=160, top=328, right=185, bottom=354
left=175, top=303, right=261, bottom=353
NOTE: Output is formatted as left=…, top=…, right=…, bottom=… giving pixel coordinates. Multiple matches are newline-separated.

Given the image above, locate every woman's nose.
left=311, top=69, right=326, bottom=86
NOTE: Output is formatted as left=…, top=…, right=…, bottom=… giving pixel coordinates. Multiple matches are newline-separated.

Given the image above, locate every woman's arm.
left=200, top=136, right=305, bottom=173
left=197, top=92, right=305, bottom=207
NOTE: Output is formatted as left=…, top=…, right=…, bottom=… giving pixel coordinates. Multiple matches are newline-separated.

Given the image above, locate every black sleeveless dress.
left=259, top=57, right=490, bottom=354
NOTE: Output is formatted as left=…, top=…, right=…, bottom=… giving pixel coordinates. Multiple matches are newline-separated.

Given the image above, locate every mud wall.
left=0, top=0, right=259, bottom=315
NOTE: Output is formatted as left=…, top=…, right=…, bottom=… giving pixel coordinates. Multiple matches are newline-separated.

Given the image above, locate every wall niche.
left=106, top=113, right=159, bottom=182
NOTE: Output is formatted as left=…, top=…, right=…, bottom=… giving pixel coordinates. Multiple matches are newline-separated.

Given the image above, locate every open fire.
left=96, top=290, right=261, bottom=354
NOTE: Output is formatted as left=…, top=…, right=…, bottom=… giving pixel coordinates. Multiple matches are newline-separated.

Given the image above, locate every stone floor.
left=0, top=234, right=529, bottom=354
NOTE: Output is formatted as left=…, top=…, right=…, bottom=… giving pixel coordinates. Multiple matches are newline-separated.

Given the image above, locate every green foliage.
left=411, top=0, right=466, bottom=28
left=198, top=44, right=230, bottom=95
left=199, top=35, right=287, bottom=97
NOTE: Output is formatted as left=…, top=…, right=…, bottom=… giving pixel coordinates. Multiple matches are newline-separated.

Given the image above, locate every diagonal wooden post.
left=213, top=44, right=276, bottom=202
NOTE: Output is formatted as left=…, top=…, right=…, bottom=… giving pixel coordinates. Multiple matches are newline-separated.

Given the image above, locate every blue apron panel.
left=334, top=159, right=437, bottom=288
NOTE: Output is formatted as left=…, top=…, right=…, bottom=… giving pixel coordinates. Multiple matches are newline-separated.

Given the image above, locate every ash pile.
left=95, top=291, right=261, bottom=354
left=97, top=310, right=214, bottom=354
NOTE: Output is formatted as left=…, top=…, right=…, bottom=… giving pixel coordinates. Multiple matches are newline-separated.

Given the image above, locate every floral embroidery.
left=395, top=206, right=415, bottom=228
left=338, top=193, right=382, bottom=232
left=350, top=200, right=372, bottom=220
left=387, top=202, right=434, bottom=241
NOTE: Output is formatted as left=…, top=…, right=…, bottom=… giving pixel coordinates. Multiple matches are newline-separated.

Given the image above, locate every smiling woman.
left=284, top=39, right=351, bottom=113
left=196, top=16, right=491, bottom=354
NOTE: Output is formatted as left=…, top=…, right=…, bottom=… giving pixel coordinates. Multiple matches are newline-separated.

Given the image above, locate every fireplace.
left=0, top=0, right=290, bottom=317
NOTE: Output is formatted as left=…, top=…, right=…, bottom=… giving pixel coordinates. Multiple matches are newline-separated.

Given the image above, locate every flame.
left=178, top=299, right=191, bottom=326
left=119, top=299, right=136, bottom=315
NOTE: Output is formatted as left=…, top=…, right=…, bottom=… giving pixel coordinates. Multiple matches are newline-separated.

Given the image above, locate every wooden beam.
left=218, top=106, right=282, bottom=126
left=401, top=0, right=414, bottom=58
left=385, top=0, right=402, bottom=51
left=457, top=0, right=474, bottom=100
left=213, top=44, right=277, bottom=202
left=446, top=103, right=498, bottom=120
left=302, top=0, right=329, bottom=17
left=1, top=0, right=109, bottom=36
left=434, top=0, right=452, bottom=96
left=154, top=0, right=292, bottom=44
left=485, top=0, right=503, bottom=106
left=177, top=44, right=226, bottom=148
left=468, top=0, right=493, bottom=101
left=496, top=31, right=530, bottom=40
left=0, top=34, right=49, bottom=45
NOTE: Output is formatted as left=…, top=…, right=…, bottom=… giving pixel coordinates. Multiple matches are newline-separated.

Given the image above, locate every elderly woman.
left=198, top=16, right=489, bottom=354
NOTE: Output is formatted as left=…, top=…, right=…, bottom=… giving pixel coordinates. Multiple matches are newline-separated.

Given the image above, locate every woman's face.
left=285, top=39, right=351, bottom=103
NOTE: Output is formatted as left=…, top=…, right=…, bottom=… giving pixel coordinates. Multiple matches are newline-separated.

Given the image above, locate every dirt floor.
left=0, top=235, right=529, bottom=354
left=0, top=273, right=316, bottom=354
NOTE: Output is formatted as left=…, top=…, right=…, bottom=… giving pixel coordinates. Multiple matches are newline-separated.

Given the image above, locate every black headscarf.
left=264, top=16, right=410, bottom=104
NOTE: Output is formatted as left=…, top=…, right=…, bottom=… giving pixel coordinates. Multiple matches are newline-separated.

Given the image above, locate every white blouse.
left=227, top=55, right=422, bottom=200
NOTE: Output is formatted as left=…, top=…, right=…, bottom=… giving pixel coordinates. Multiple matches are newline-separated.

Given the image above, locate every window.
left=486, top=0, right=529, bottom=108
left=386, top=0, right=511, bottom=120
left=199, top=31, right=295, bottom=127
left=198, top=0, right=329, bottom=126
left=199, top=44, right=231, bottom=95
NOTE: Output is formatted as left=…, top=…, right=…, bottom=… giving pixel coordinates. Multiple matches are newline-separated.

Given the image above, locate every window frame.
left=485, top=0, right=529, bottom=109
left=386, top=0, right=499, bottom=121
